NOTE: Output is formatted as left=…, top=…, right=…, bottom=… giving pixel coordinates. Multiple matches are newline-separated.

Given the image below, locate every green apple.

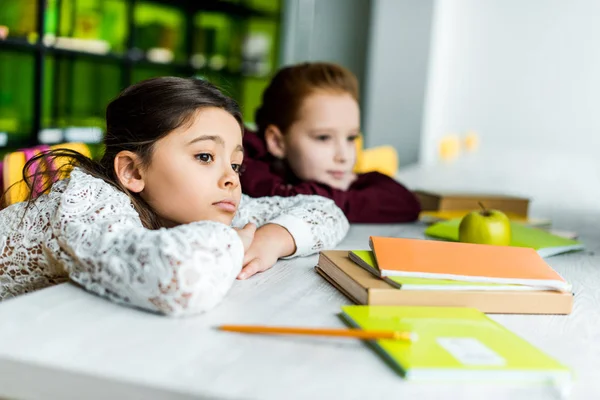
left=458, top=203, right=511, bottom=246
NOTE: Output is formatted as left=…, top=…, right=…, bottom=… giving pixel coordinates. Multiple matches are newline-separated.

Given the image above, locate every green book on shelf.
left=424, top=219, right=584, bottom=258
left=349, top=250, right=542, bottom=291
left=341, top=305, right=571, bottom=383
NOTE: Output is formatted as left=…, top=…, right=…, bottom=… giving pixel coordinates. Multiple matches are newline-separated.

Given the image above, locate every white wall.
left=422, top=0, right=600, bottom=165
left=280, top=0, right=435, bottom=166
left=280, top=0, right=372, bottom=105
left=362, top=0, right=434, bottom=166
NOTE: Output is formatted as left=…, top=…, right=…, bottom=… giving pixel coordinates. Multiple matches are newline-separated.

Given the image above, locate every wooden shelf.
left=144, top=0, right=280, bottom=19
left=0, top=0, right=281, bottom=147
left=0, top=38, right=39, bottom=53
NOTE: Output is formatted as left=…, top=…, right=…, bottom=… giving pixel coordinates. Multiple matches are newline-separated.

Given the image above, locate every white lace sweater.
left=0, top=168, right=349, bottom=316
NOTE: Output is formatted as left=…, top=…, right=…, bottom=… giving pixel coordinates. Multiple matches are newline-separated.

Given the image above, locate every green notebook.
left=425, top=219, right=584, bottom=258
left=349, top=250, right=543, bottom=291
left=341, top=305, right=571, bottom=382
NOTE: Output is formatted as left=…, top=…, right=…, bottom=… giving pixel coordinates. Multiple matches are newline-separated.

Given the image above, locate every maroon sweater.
left=241, top=131, right=421, bottom=223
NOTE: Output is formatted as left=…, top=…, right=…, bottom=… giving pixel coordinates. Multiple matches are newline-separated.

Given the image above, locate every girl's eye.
left=195, top=153, right=213, bottom=163
left=231, top=163, right=245, bottom=175
left=315, top=135, right=331, bottom=142
left=347, top=135, right=359, bottom=142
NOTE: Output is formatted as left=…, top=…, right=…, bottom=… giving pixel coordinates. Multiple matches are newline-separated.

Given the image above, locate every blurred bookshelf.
left=0, top=0, right=281, bottom=151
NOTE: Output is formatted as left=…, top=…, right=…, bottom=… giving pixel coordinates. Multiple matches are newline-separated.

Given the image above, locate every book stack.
left=316, top=237, right=574, bottom=314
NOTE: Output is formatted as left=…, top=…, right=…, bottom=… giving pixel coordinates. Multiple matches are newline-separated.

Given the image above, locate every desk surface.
left=1, top=221, right=599, bottom=400
left=1, top=155, right=599, bottom=400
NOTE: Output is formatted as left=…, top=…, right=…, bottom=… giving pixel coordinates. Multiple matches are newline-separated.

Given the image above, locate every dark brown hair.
left=255, top=62, right=359, bottom=137
left=11, top=76, right=243, bottom=229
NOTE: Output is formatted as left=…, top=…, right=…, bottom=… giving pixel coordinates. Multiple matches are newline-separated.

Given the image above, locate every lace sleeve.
left=52, top=170, right=244, bottom=317
left=233, top=194, right=349, bottom=257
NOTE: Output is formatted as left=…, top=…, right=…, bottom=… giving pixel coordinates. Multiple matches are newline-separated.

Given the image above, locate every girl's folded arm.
left=343, top=172, right=422, bottom=223
left=52, top=182, right=244, bottom=317
left=233, top=194, right=349, bottom=257
left=242, top=158, right=419, bottom=223
left=241, top=157, right=345, bottom=200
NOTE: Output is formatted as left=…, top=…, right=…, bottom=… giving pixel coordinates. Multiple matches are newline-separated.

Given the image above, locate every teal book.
left=349, top=250, right=543, bottom=291
left=341, top=305, right=571, bottom=383
left=424, top=219, right=584, bottom=257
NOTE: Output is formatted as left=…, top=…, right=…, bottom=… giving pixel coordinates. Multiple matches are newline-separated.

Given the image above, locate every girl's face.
left=278, top=92, right=360, bottom=190
left=140, top=107, right=243, bottom=227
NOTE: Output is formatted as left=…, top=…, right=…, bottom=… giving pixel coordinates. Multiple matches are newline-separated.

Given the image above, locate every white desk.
left=1, top=153, right=599, bottom=399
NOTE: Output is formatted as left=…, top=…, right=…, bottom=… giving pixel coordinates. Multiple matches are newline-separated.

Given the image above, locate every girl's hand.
left=237, top=224, right=296, bottom=280
left=234, top=223, right=256, bottom=253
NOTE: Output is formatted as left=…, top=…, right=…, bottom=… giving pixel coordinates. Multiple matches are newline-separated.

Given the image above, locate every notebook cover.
left=424, top=219, right=584, bottom=258
left=420, top=210, right=550, bottom=228
left=369, top=237, right=570, bottom=292
left=340, top=305, right=571, bottom=382
left=349, top=251, right=542, bottom=291
left=315, top=266, right=362, bottom=304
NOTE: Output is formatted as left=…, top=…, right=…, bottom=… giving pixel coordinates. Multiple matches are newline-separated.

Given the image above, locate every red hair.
left=255, top=62, right=359, bottom=137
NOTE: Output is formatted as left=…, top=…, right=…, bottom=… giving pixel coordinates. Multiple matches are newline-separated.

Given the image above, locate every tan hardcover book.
left=317, top=250, right=573, bottom=315
left=415, top=190, right=530, bottom=216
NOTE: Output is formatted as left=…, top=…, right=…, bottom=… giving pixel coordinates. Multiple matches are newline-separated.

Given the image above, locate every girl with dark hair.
left=241, top=62, right=421, bottom=223
left=0, top=76, right=349, bottom=315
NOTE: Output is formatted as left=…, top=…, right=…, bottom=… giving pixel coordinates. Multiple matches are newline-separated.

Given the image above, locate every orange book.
left=369, top=237, right=571, bottom=292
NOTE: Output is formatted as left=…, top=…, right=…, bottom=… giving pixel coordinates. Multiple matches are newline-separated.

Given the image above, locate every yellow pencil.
left=218, top=325, right=417, bottom=342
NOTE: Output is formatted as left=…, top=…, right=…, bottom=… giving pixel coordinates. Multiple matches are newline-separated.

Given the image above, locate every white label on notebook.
left=437, top=337, right=506, bottom=366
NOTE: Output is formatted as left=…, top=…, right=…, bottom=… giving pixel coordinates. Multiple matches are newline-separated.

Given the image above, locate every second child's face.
left=140, top=107, right=244, bottom=227
left=284, top=92, right=360, bottom=190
